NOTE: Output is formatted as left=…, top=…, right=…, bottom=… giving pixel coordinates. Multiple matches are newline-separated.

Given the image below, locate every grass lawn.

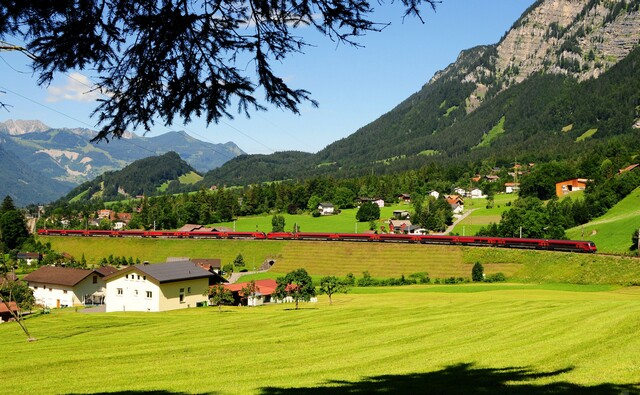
left=451, top=193, right=518, bottom=235
left=2, top=285, right=640, bottom=394
left=566, top=187, right=640, bottom=254
left=215, top=203, right=412, bottom=234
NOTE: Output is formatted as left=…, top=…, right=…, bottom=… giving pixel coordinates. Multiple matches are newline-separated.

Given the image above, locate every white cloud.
left=46, top=72, right=103, bottom=103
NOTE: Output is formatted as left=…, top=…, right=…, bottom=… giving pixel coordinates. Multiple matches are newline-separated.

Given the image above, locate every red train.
left=37, top=229, right=597, bottom=253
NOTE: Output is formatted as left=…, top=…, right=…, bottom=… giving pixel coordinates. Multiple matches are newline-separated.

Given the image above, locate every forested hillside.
left=201, top=0, right=640, bottom=185
left=59, top=152, right=198, bottom=202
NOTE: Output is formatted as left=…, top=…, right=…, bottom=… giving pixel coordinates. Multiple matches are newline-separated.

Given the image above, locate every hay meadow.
left=2, top=284, right=640, bottom=394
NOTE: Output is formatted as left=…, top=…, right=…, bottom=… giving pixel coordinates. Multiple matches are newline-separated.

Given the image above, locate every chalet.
left=471, top=175, right=481, bottom=183
left=470, top=188, right=485, bottom=199
left=97, top=210, right=115, bottom=220
left=445, top=195, right=465, bottom=206
left=359, top=197, right=385, bottom=208
left=0, top=301, right=19, bottom=323
left=555, top=178, right=589, bottom=197
left=453, top=187, right=467, bottom=196
left=392, top=210, right=410, bottom=220
left=104, top=261, right=214, bottom=312
left=428, top=191, right=440, bottom=200
left=224, top=279, right=278, bottom=306
left=16, top=252, right=42, bottom=266
left=484, top=175, right=500, bottom=183
left=504, top=182, right=520, bottom=194
left=388, top=219, right=420, bottom=234
left=398, top=193, right=411, bottom=203
left=318, top=202, right=335, bottom=215
left=23, top=266, right=117, bottom=308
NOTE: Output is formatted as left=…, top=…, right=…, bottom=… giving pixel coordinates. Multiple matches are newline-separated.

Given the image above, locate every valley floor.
left=2, top=284, right=639, bottom=394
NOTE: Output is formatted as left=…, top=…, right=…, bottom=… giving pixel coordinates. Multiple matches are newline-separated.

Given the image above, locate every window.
left=135, top=290, right=139, bottom=296
left=117, top=288, right=123, bottom=296
left=187, top=287, right=191, bottom=294
left=146, top=291, right=152, bottom=298
left=137, top=275, right=141, bottom=280
left=179, top=288, right=185, bottom=303
left=143, top=276, right=146, bottom=280
left=34, top=286, right=38, bottom=290
left=92, top=275, right=98, bottom=284
left=63, top=290, right=67, bottom=294
left=125, top=274, right=128, bottom=279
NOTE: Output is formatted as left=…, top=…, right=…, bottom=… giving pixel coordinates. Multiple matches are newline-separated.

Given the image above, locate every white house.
left=504, top=182, right=520, bottom=194
left=453, top=187, right=467, bottom=197
left=470, top=188, right=486, bottom=198
left=104, top=261, right=214, bottom=312
left=23, top=266, right=117, bottom=308
left=428, top=191, right=440, bottom=200
left=318, top=202, right=335, bottom=215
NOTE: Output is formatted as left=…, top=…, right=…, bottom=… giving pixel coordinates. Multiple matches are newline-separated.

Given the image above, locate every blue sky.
left=0, top=1, right=534, bottom=155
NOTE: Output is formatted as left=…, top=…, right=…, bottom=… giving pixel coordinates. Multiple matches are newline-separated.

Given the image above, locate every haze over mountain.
left=202, top=0, right=640, bottom=186
left=0, top=120, right=245, bottom=205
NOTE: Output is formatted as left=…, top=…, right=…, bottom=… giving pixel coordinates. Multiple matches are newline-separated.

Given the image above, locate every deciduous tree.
left=275, top=268, right=315, bottom=310
left=205, top=285, right=234, bottom=313
left=318, top=276, right=348, bottom=305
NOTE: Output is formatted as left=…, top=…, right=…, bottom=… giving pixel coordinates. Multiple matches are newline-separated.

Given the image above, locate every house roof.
left=192, top=258, right=222, bottom=270
left=0, top=301, right=19, bottom=314
left=224, top=279, right=289, bottom=296
left=94, top=266, right=118, bottom=276
left=504, top=182, right=520, bottom=187
left=105, top=261, right=214, bottom=284
left=618, top=164, right=639, bottom=174
left=17, top=252, right=41, bottom=259
left=319, top=202, right=334, bottom=207
left=23, top=266, right=94, bottom=287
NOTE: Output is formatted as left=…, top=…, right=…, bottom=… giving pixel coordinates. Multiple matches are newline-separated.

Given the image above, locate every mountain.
left=0, top=143, right=73, bottom=205
left=0, top=121, right=245, bottom=205
left=60, top=151, right=200, bottom=202
left=203, top=0, right=640, bottom=185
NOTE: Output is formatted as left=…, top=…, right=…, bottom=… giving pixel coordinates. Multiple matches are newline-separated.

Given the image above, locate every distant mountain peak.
left=0, top=119, right=50, bottom=135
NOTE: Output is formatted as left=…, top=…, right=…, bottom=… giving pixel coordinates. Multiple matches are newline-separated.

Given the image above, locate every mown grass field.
left=566, top=187, right=640, bottom=254
left=2, top=285, right=640, bottom=394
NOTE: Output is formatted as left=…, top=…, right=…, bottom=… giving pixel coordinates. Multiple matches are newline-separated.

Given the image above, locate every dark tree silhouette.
left=0, top=0, right=438, bottom=141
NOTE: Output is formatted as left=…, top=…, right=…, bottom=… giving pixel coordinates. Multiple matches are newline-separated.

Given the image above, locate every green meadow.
left=566, top=187, right=640, bottom=254
left=2, top=285, right=640, bottom=394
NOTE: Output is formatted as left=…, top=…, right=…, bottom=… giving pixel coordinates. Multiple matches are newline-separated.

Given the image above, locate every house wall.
left=105, top=271, right=161, bottom=312
left=158, top=278, right=209, bottom=311
left=30, top=283, right=75, bottom=308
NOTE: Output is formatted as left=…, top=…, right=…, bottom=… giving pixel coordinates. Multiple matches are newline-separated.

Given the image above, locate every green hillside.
left=566, top=187, right=640, bottom=254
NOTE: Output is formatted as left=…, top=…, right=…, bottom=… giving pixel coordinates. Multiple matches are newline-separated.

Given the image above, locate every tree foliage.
left=356, top=202, right=380, bottom=222
left=1, top=0, right=437, bottom=141
left=206, top=284, right=234, bottom=312
left=318, top=276, right=349, bottom=305
left=271, top=214, right=285, bottom=232
left=471, top=262, right=484, bottom=282
left=0, top=197, right=29, bottom=251
left=275, top=268, right=315, bottom=310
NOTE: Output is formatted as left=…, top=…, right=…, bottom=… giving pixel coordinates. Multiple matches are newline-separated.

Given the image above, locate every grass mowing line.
left=2, top=287, right=640, bottom=394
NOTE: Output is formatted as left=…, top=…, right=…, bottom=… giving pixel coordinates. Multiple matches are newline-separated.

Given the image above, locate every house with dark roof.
left=104, top=261, right=215, bottom=312
left=318, top=202, right=335, bottom=215
left=16, top=252, right=42, bottom=266
left=23, top=266, right=116, bottom=308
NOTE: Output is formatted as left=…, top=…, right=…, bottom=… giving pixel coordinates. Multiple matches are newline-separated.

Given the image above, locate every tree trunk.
left=329, top=294, right=333, bottom=305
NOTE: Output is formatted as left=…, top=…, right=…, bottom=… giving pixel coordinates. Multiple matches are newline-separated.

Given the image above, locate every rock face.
left=432, top=0, right=640, bottom=113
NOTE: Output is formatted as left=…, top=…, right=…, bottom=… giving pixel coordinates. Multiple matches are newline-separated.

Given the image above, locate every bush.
left=409, top=272, right=431, bottom=284
left=484, top=272, right=507, bottom=283
left=343, top=273, right=355, bottom=286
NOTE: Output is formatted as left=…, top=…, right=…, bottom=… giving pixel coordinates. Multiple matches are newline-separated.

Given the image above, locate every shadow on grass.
left=260, top=363, right=640, bottom=395
left=69, top=391, right=215, bottom=395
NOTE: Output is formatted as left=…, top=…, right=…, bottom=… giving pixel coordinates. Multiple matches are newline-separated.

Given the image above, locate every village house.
left=16, top=252, right=42, bottom=266
left=428, top=190, right=440, bottom=200
left=555, top=178, right=589, bottom=197
left=484, top=175, right=500, bottom=183
left=504, top=182, right=520, bottom=194
left=470, top=188, right=485, bottom=199
left=453, top=187, right=467, bottom=196
left=398, top=193, right=411, bottom=204
left=359, top=197, right=385, bottom=208
left=104, top=261, right=214, bottom=312
left=388, top=219, right=421, bottom=234
left=618, top=164, right=639, bottom=175
left=23, top=266, right=118, bottom=308
left=0, top=302, right=19, bottom=323
left=318, top=202, right=335, bottom=215
left=224, top=279, right=278, bottom=306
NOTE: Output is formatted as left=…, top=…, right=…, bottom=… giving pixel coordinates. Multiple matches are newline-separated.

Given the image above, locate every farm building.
left=104, top=261, right=214, bottom=312
left=555, top=178, right=588, bottom=197
left=23, top=266, right=117, bottom=308
left=318, top=202, right=335, bottom=215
